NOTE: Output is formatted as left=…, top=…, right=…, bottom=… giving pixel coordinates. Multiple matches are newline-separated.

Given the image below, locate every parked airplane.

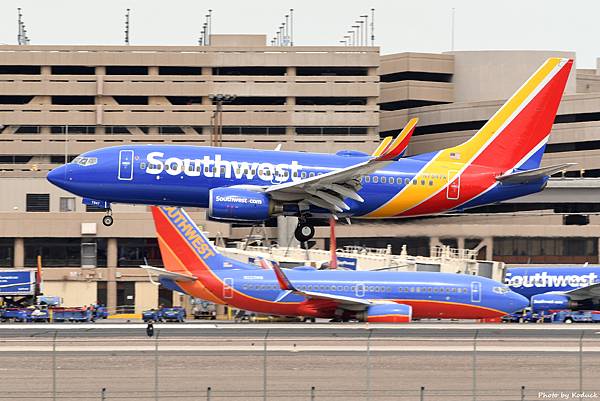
left=505, top=266, right=600, bottom=313
left=48, top=58, right=574, bottom=242
left=144, top=205, right=528, bottom=322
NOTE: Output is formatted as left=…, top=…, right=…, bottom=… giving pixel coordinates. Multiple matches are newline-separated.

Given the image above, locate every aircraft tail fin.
left=151, top=206, right=226, bottom=276
left=443, top=58, right=573, bottom=172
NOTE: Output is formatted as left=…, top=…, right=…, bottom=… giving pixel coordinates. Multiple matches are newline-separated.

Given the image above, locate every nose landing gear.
left=102, top=209, right=114, bottom=227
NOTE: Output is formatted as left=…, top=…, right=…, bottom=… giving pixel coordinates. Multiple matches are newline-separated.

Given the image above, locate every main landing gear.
left=294, top=218, right=315, bottom=242
left=102, top=209, right=114, bottom=227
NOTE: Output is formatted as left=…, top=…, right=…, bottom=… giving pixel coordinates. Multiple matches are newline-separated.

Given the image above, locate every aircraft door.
left=355, top=283, right=365, bottom=298
left=471, top=281, right=481, bottom=303
left=118, top=150, right=134, bottom=181
left=447, top=170, right=460, bottom=200
left=223, top=278, right=234, bottom=300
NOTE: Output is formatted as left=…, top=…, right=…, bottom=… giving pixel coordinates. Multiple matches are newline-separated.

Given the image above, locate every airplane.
left=505, top=266, right=600, bottom=313
left=47, top=58, right=574, bottom=242
left=143, top=205, right=529, bottom=322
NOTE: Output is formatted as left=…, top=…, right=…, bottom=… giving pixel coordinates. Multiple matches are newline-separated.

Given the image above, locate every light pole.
left=124, top=8, right=130, bottom=45
left=209, top=94, right=236, bottom=147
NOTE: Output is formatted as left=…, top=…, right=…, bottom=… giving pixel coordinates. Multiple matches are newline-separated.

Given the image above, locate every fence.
left=0, top=326, right=598, bottom=401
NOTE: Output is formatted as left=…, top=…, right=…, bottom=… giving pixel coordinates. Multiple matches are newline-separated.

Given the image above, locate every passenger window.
left=309, top=172, right=315, bottom=178
left=301, top=172, right=307, bottom=178
left=373, top=176, right=379, bottom=183
left=429, top=180, right=433, bottom=186
left=421, top=180, right=425, bottom=185
left=381, top=177, right=387, bottom=184
left=412, top=179, right=417, bottom=185
left=365, top=176, right=370, bottom=183
left=140, top=162, right=147, bottom=169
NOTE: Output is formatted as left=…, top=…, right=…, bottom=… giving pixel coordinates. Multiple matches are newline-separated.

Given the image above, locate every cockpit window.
left=71, top=156, right=97, bottom=166
left=493, top=286, right=510, bottom=294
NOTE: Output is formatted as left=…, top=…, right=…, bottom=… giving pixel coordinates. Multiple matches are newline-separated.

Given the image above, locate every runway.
left=0, top=323, right=599, bottom=401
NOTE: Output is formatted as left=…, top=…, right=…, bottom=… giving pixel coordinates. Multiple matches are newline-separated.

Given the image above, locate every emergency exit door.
left=118, top=150, right=134, bottom=181
left=223, top=278, right=234, bottom=299
left=471, top=281, right=481, bottom=303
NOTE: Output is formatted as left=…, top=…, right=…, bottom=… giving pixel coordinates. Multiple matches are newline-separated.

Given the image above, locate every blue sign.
left=0, top=270, right=35, bottom=295
left=337, top=256, right=358, bottom=270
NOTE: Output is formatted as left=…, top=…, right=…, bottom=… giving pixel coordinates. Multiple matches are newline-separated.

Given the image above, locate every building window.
left=24, top=238, right=81, bottom=267
left=117, top=238, right=162, bottom=267
left=493, top=237, right=598, bottom=264
left=159, top=287, right=173, bottom=308
left=59, top=197, right=76, bottom=212
left=0, top=239, right=13, bottom=267
left=26, top=194, right=50, bottom=212
left=97, top=281, right=107, bottom=306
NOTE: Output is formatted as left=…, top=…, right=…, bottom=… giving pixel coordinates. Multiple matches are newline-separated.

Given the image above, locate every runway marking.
left=1, top=323, right=599, bottom=331
left=1, top=345, right=599, bottom=353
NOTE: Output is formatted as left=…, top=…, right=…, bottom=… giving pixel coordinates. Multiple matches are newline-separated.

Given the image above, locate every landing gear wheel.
left=294, top=223, right=315, bottom=242
left=102, top=215, right=114, bottom=227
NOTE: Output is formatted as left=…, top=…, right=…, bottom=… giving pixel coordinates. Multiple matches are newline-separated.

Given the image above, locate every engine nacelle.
left=208, top=187, right=281, bottom=222
left=530, top=293, right=573, bottom=312
left=357, top=304, right=412, bottom=323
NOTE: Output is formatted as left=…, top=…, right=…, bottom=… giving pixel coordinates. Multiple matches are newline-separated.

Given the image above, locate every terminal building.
left=0, top=34, right=599, bottom=312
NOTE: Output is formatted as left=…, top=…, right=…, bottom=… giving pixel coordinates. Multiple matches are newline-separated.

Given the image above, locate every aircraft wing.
left=565, top=282, right=600, bottom=301
left=140, top=264, right=197, bottom=282
left=266, top=118, right=418, bottom=213
left=272, top=260, right=375, bottom=308
left=496, top=163, right=576, bottom=184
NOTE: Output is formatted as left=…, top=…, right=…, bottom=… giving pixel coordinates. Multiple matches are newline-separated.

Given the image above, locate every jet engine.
left=357, top=304, right=412, bottom=323
left=530, top=293, right=574, bottom=312
left=208, top=187, right=282, bottom=222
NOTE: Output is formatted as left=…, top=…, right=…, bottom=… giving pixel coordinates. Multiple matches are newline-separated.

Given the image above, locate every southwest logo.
left=145, top=152, right=302, bottom=183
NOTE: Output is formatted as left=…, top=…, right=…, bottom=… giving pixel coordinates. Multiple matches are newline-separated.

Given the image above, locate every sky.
left=0, top=0, right=597, bottom=68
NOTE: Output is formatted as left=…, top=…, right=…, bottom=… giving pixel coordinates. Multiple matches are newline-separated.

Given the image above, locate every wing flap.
left=265, top=118, right=418, bottom=210
left=565, top=282, right=600, bottom=301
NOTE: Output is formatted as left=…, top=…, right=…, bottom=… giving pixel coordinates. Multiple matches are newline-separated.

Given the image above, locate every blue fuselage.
left=47, top=145, right=546, bottom=218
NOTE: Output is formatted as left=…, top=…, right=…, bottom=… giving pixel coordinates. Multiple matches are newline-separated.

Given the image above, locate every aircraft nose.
left=47, top=165, right=68, bottom=189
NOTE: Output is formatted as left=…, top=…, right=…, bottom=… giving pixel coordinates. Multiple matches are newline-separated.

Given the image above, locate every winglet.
left=271, top=262, right=296, bottom=291
left=375, top=117, right=418, bottom=161
left=371, top=136, right=393, bottom=157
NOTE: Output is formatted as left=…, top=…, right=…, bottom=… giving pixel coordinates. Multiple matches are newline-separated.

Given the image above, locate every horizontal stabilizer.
left=496, top=163, right=576, bottom=184
left=140, top=264, right=197, bottom=282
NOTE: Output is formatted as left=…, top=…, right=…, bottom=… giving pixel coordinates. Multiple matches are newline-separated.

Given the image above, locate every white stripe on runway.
left=0, top=345, right=598, bottom=353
